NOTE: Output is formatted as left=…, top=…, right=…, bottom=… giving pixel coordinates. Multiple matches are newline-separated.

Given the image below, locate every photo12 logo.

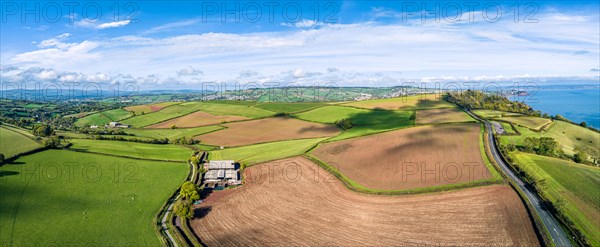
left=1, top=1, right=139, bottom=23
left=200, top=1, right=339, bottom=24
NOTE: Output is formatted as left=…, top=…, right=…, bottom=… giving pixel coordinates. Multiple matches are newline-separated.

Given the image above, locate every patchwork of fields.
left=197, top=117, right=339, bottom=147
left=342, top=94, right=455, bottom=110
left=8, top=98, right=585, bottom=246
left=311, top=123, right=492, bottom=191
left=0, top=126, right=41, bottom=158
left=191, top=157, right=539, bottom=246
left=69, top=139, right=193, bottom=161
left=0, top=150, right=188, bottom=246
left=510, top=152, right=600, bottom=245
left=498, top=116, right=553, bottom=131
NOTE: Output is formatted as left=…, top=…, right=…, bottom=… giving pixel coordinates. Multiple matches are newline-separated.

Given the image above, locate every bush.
left=580, top=121, right=587, bottom=127
left=573, top=150, right=588, bottom=163
left=274, top=112, right=289, bottom=117
left=334, top=119, right=354, bottom=130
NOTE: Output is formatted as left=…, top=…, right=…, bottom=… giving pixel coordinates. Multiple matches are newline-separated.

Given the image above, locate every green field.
left=69, top=139, right=193, bottom=161
left=0, top=126, right=41, bottom=158
left=123, top=125, right=224, bottom=140
left=253, top=102, right=324, bottom=113
left=499, top=121, right=516, bottom=134
left=295, top=106, right=412, bottom=124
left=510, top=152, right=600, bottom=245
left=499, top=121, right=599, bottom=159
left=327, top=121, right=414, bottom=141
left=75, top=109, right=133, bottom=127
left=122, top=102, right=208, bottom=127
left=195, top=102, right=274, bottom=118
left=124, top=102, right=180, bottom=115
left=0, top=150, right=187, bottom=246
left=209, top=138, right=326, bottom=166
left=122, top=102, right=274, bottom=127
left=342, top=94, right=455, bottom=110
left=497, top=116, right=552, bottom=131
left=473, top=109, right=522, bottom=118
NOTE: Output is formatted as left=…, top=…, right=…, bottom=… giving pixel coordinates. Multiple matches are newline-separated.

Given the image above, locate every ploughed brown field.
left=416, top=108, right=474, bottom=124
left=311, top=123, right=491, bottom=190
left=196, top=117, right=340, bottom=147
left=191, top=157, right=540, bottom=247
left=146, top=111, right=248, bottom=128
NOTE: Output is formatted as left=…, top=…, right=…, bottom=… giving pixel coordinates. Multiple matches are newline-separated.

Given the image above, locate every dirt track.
left=147, top=111, right=248, bottom=128
left=191, top=156, right=540, bottom=246
left=196, top=117, right=339, bottom=146
left=312, top=123, right=491, bottom=190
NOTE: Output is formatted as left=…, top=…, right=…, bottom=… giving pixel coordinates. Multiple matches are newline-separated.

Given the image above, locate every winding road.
left=466, top=110, right=572, bottom=247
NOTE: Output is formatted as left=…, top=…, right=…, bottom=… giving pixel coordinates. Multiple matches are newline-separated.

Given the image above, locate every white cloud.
left=3, top=9, right=599, bottom=88
left=177, top=66, right=203, bottom=76
left=143, top=19, right=199, bottom=34
left=74, top=19, right=131, bottom=29
left=96, top=20, right=131, bottom=29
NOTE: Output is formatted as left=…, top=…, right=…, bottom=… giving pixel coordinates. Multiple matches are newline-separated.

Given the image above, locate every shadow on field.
left=382, top=123, right=475, bottom=155
left=194, top=206, right=212, bottom=219
left=297, top=125, right=339, bottom=134
left=0, top=171, right=19, bottom=178
left=5, top=161, right=25, bottom=165
left=346, top=108, right=414, bottom=126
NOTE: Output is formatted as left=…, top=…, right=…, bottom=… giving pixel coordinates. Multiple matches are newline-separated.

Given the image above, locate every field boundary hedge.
left=303, top=154, right=502, bottom=196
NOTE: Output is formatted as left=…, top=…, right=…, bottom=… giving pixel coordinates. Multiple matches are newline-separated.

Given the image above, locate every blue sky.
left=1, top=0, right=599, bottom=89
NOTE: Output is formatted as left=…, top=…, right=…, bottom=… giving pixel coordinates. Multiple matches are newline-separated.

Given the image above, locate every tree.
left=174, top=199, right=194, bottom=219
left=0, top=153, right=4, bottom=164
left=32, top=124, right=53, bottom=137
left=42, top=136, right=63, bottom=148
left=171, top=125, right=177, bottom=129
left=554, top=114, right=567, bottom=121
left=334, top=119, right=354, bottom=130
left=580, top=121, right=587, bottom=127
left=179, top=181, right=200, bottom=201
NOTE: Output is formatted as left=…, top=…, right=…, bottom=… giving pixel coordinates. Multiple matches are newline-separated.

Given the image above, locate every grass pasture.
left=191, top=157, right=539, bottom=246
left=416, top=108, right=474, bottom=125
left=311, top=123, right=492, bottom=191
left=498, top=116, right=552, bottom=131
left=208, top=138, right=326, bottom=165
left=122, top=102, right=208, bottom=127
left=124, top=102, right=180, bottom=115
left=0, top=150, right=188, bottom=246
left=510, top=152, right=600, bottom=245
left=342, top=94, right=455, bottom=110
left=195, top=102, right=274, bottom=118
left=123, top=125, right=223, bottom=140
left=75, top=109, right=133, bottom=127
left=295, top=106, right=413, bottom=125
left=69, top=139, right=193, bottom=161
left=197, top=117, right=339, bottom=147
left=0, top=126, right=41, bottom=158
left=499, top=121, right=599, bottom=159
left=146, top=111, right=247, bottom=129
left=473, top=109, right=522, bottom=119
left=253, top=102, right=324, bottom=113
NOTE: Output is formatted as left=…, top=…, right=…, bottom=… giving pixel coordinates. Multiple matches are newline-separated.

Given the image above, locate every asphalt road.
left=466, top=111, right=573, bottom=247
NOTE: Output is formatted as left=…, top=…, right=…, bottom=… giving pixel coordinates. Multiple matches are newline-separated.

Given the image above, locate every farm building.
left=106, top=122, right=130, bottom=128
left=203, top=160, right=240, bottom=186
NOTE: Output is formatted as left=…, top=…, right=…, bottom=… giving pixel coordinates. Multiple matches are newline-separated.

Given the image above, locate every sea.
left=506, top=84, right=600, bottom=129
